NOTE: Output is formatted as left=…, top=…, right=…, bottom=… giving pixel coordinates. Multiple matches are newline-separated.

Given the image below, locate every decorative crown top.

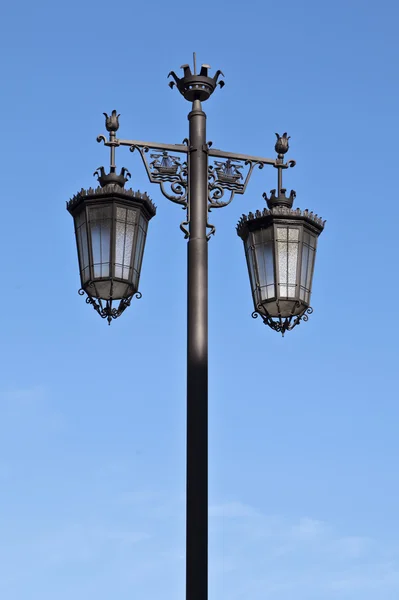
left=168, top=56, right=224, bottom=102
left=94, top=166, right=131, bottom=188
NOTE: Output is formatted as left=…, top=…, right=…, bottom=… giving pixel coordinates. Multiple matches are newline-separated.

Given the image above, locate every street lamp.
left=66, top=56, right=324, bottom=600
left=236, top=133, right=325, bottom=335
left=67, top=112, right=156, bottom=325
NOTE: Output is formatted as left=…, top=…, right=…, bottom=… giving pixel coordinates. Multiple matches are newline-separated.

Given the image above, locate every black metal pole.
left=186, top=98, right=208, bottom=600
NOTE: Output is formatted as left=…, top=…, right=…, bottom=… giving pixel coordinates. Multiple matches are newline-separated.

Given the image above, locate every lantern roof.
left=66, top=184, right=156, bottom=217
left=236, top=205, right=326, bottom=238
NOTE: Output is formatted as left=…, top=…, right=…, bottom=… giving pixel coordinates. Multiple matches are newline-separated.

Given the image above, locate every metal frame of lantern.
left=67, top=163, right=156, bottom=325
left=237, top=201, right=325, bottom=336
left=66, top=54, right=325, bottom=600
left=236, top=138, right=325, bottom=336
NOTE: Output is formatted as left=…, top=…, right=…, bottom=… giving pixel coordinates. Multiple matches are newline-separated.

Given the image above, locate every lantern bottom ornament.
left=77, top=287, right=142, bottom=326
left=237, top=191, right=325, bottom=336
left=251, top=303, right=314, bottom=336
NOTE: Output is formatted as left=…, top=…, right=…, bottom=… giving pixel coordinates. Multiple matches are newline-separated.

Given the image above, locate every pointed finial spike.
left=193, top=52, right=197, bottom=75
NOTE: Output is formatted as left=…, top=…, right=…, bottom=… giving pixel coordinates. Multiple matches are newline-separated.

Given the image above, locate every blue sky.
left=1, top=0, right=399, bottom=598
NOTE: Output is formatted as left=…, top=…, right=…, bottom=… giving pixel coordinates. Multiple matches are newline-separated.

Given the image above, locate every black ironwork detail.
left=168, top=55, right=224, bottom=102
left=236, top=206, right=326, bottom=236
left=206, top=221, right=216, bottom=241
left=104, top=110, right=120, bottom=133
left=130, top=145, right=188, bottom=207
left=214, top=158, right=243, bottom=184
left=275, top=132, right=290, bottom=156
left=252, top=304, right=314, bottom=337
left=208, top=158, right=264, bottom=209
left=96, top=134, right=108, bottom=144
left=67, top=184, right=156, bottom=215
left=151, top=151, right=180, bottom=176
left=78, top=287, right=142, bottom=326
left=263, top=188, right=296, bottom=210
left=94, top=110, right=129, bottom=188
left=94, top=166, right=131, bottom=188
left=180, top=220, right=190, bottom=239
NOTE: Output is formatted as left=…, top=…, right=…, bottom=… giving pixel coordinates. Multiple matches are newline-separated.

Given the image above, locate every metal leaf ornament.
left=104, top=110, right=120, bottom=132
left=275, top=132, right=290, bottom=155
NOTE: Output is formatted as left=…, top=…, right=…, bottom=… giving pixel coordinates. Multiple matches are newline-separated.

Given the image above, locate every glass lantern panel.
left=253, top=228, right=275, bottom=301
left=114, top=207, right=138, bottom=281
left=244, top=234, right=259, bottom=305
left=133, top=215, right=148, bottom=289
left=88, top=206, right=112, bottom=279
left=75, top=210, right=90, bottom=283
left=276, top=227, right=299, bottom=298
left=299, top=231, right=317, bottom=304
left=245, top=235, right=256, bottom=288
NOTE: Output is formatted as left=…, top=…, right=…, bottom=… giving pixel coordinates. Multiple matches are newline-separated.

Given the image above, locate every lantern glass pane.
left=253, top=228, right=275, bottom=301
left=88, top=206, right=112, bottom=279
left=75, top=210, right=90, bottom=283
left=115, top=207, right=137, bottom=281
left=299, top=231, right=317, bottom=304
left=244, top=234, right=260, bottom=305
left=276, top=227, right=299, bottom=298
left=132, top=215, right=148, bottom=288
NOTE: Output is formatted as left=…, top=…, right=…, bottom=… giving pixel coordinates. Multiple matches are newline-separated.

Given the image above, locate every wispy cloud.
left=208, top=501, right=399, bottom=599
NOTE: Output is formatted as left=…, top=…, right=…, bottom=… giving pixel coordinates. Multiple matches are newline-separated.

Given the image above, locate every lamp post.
left=67, top=56, right=324, bottom=600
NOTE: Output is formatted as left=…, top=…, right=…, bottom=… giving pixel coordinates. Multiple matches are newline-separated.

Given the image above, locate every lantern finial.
left=263, top=132, right=297, bottom=209
left=93, top=166, right=131, bottom=188
left=263, top=188, right=296, bottom=209
left=95, top=110, right=131, bottom=187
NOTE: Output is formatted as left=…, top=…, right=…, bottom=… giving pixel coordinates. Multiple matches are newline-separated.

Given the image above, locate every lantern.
left=237, top=189, right=325, bottom=335
left=67, top=179, right=156, bottom=324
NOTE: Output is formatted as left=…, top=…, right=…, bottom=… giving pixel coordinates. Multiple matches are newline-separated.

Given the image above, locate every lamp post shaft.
left=186, top=99, right=208, bottom=600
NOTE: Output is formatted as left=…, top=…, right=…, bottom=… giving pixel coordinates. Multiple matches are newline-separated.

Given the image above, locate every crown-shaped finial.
left=263, top=188, right=296, bottom=209
left=168, top=55, right=224, bottom=102
left=94, top=166, right=131, bottom=188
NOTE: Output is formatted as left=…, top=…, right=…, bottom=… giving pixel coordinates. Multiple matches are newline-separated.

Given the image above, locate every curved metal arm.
left=96, top=115, right=298, bottom=243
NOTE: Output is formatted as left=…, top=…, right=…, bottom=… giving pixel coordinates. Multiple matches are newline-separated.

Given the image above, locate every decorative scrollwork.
left=301, top=307, right=313, bottom=322
left=214, top=159, right=244, bottom=185
left=206, top=221, right=216, bottom=240
left=252, top=303, right=314, bottom=336
left=208, top=158, right=264, bottom=209
left=130, top=145, right=188, bottom=206
left=180, top=220, right=190, bottom=239
left=78, top=287, right=142, bottom=325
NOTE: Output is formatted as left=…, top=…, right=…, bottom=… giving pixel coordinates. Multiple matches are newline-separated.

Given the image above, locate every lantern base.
left=252, top=304, right=313, bottom=336
left=78, top=288, right=142, bottom=325
left=81, top=278, right=136, bottom=302
left=258, top=298, right=306, bottom=318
